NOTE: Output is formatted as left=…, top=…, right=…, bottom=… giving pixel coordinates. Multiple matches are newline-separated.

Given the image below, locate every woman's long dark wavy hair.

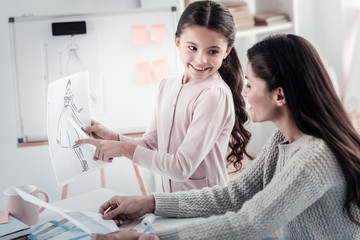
left=247, top=34, right=360, bottom=225
left=176, top=0, right=253, bottom=171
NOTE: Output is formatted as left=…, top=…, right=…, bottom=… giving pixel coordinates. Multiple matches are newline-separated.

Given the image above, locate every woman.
left=91, top=34, right=360, bottom=239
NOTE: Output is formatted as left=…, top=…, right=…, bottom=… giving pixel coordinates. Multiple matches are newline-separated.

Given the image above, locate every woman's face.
left=175, top=25, right=231, bottom=83
left=242, top=62, right=281, bottom=123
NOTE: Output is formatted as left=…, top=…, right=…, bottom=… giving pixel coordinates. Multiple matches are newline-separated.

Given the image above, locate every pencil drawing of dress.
left=57, top=80, right=89, bottom=172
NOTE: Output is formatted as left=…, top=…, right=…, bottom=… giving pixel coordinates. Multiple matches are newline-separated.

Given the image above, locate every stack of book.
left=0, top=211, right=30, bottom=240
left=254, top=13, right=289, bottom=26
left=222, top=2, right=255, bottom=30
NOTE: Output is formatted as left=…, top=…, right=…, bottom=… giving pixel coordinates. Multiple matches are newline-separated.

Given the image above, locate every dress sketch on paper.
left=56, top=79, right=89, bottom=172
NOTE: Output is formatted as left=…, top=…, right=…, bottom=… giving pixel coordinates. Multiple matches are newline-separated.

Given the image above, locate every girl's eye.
left=245, top=83, right=251, bottom=89
left=209, top=50, right=218, bottom=55
left=189, top=46, right=197, bottom=51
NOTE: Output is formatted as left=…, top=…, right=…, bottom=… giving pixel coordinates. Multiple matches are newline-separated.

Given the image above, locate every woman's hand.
left=99, top=195, right=155, bottom=225
left=75, top=139, right=136, bottom=162
left=82, top=120, right=118, bottom=141
left=91, top=195, right=157, bottom=240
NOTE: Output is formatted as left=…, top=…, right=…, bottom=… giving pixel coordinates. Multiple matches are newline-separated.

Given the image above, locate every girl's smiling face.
left=175, top=25, right=231, bottom=83
left=242, top=62, right=281, bottom=123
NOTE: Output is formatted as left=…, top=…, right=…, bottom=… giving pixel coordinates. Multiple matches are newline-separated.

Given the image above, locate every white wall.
left=296, top=0, right=343, bottom=91
left=0, top=0, right=161, bottom=211
left=296, top=0, right=360, bottom=116
left=341, top=0, right=360, bottom=111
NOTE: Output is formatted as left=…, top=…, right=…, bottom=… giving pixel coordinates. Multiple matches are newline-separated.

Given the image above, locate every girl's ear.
left=175, top=36, right=180, bottom=48
left=224, top=47, right=232, bottom=59
left=275, top=87, right=286, bottom=106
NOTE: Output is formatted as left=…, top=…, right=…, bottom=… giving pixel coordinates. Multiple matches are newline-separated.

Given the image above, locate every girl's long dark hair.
left=176, top=1, right=253, bottom=171
left=247, top=34, right=360, bottom=225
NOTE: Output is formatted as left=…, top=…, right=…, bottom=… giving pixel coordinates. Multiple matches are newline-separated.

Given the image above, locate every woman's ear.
left=275, top=87, right=286, bottom=106
left=175, top=36, right=180, bottom=48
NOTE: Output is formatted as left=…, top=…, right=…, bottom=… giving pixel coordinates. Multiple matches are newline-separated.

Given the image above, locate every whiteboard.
left=9, top=7, right=180, bottom=143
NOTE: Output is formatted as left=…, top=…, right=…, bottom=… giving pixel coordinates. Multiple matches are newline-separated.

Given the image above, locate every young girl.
left=77, top=1, right=252, bottom=192
left=90, top=34, right=360, bottom=240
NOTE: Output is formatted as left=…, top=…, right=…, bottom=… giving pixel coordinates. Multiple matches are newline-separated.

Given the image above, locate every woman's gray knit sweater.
left=153, top=131, right=360, bottom=239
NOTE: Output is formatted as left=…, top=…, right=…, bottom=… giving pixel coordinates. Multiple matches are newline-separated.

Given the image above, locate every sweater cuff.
left=154, top=229, right=180, bottom=240
left=154, top=193, right=179, bottom=217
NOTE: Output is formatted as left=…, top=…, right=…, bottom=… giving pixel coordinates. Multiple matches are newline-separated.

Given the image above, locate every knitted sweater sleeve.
left=153, top=131, right=282, bottom=218
left=153, top=138, right=341, bottom=240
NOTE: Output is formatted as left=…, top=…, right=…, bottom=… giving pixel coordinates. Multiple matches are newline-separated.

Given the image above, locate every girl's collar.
left=181, top=72, right=220, bottom=86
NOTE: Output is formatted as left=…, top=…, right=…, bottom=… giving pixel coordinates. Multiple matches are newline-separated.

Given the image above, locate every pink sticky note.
left=0, top=212, right=9, bottom=224
left=150, top=24, right=166, bottom=42
left=152, top=59, right=168, bottom=81
left=136, top=62, right=152, bottom=83
left=132, top=25, right=148, bottom=45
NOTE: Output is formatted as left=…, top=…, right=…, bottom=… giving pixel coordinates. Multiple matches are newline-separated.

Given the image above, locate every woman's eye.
left=189, top=46, right=197, bottom=51
left=245, top=84, right=251, bottom=89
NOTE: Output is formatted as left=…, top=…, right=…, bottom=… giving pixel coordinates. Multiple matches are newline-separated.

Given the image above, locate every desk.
left=38, top=188, right=118, bottom=224
left=37, top=188, right=201, bottom=233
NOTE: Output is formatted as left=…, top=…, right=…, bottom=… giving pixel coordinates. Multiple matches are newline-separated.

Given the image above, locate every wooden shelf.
left=17, top=141, right=49, bottom=147
left=17, top=132, right=144, bottom=148
left=236, top=22, right=293, bottom=38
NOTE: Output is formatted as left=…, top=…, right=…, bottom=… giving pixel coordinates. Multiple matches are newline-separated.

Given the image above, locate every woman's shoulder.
left=289, top=135, right=343, bottom=182
left=297, top=136, right=336, bottom=160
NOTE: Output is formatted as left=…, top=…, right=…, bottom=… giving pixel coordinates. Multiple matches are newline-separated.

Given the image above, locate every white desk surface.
left=38, top=188, right=119, bottom=225
left=37, top=188, right=202, bottom=232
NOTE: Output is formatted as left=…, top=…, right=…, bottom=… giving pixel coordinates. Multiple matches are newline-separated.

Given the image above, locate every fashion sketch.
left=56, top=79, right=89, bottom=172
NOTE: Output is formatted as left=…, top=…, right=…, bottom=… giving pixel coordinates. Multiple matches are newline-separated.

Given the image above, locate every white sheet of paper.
left=47, top=72, right=108, bottom=186
left=14, top=187, right=118, bottom=234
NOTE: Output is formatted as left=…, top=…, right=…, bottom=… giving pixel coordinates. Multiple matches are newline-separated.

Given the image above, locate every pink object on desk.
left=0, top=212, right=9, bottom=224
left=4, top=185, right=48, bottom=226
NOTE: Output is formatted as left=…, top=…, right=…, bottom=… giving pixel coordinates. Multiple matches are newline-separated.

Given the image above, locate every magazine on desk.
left=0, top=211, right=30, bottom=240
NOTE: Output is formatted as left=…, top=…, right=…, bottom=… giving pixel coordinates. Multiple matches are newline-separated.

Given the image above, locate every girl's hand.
left=99, top=195, right=156, bottom=225
left=75, top=139, right=136, bottom=162
left=82, top=120, right=118, bottom=141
